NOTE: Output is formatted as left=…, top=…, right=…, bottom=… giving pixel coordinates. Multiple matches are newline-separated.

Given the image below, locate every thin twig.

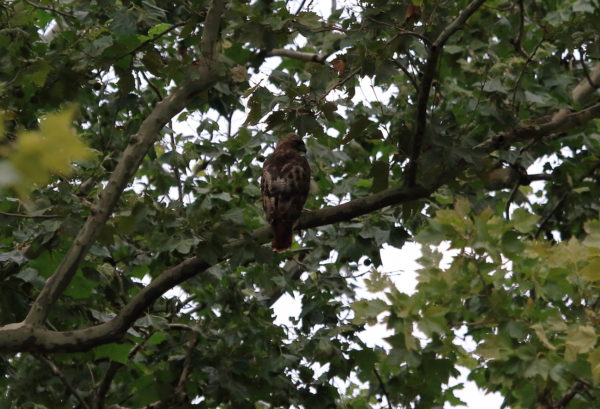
left=511, top=36, right=545, bottom=113
left=366, top=17, right=431, bottom=46
left=510, top=0, right=528, bottom=59
left=168, top=131, right=185, bottom=204
left=389, top=58, right=418, bottom=90
left=23, top=0, right=75, bottom=18
left=0, top=211, right=61, bottom=219
left=115, top=22, right=187, bottom=61
left=320, top=66, right=361, bottom=101
left=140, top=70, right=163, bottom=100
left=174, top=335, right=198, bottom=399
left=373, top=368, right=393, bottom=409
left=579, top=48, right=598, bottom=90
left=95, top=361, right=121, bottom=409
left=168, top=323, right=195, bottom=331
left=294, top=0, right=308, bottom=15
left=504, top=181, right=520, bottom=219
left=35, top=354, right=92, bottom=409
left=535, top=162, right=600, bottom=238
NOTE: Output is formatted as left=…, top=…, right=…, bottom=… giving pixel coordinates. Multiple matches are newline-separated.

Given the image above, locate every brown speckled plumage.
left=261, top=134, right=310, bottom=252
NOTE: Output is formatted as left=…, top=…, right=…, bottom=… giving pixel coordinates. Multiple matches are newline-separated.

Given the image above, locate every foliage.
left=0, top=0, right=599, bottom=408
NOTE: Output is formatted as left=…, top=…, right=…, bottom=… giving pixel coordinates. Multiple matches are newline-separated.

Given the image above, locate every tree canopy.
left=1, top=0, right=600, bottom=408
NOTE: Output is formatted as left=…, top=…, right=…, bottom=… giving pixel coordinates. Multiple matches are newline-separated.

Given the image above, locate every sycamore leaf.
left=565, top=325, right=597, bottom=362
left=531, top=323, right=556, bottom=350
left=511, top=208, right=539, bottom=233
left=6, top=108, right=92, bottom=195
left=351, top=299, right=387, bottom=325
left=589, top=347, right=600, bottom=384
left=583, top=220, right=600, bottom=248
left=579, top=257, right=600, bottom=281
left=94, top=343, right=133, bottom=364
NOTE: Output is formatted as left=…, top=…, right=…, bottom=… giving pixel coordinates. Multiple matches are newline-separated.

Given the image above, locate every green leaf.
left=351, top=299, right=387, bottom=325
left=141, top=49, right=164, bottom=76
left=63, top=270, right=96, bottom=299
left=511, top=208, right=539, bottom=233
left=148, top=23, right=172, bottom=37
left=589, top=347, right=600, bottom=384
left=579, top=257, right=600, bottom=281
left=565, top=325, right=597, bottom=362
left=94, top=343, right=132, bottom=364
left=370, top=160, right=389, bottom=193
left=6, top=108, right=92, bottom=195
left=111, top=11, right=138, bottom=36
left=583, top=220, right=600, bottom=248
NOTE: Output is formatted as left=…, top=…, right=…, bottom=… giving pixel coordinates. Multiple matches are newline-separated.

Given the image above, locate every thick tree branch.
left=573, top=62, right=600, bottom=105
left=0, top=183, right=432, bottom=352
left=200, top=0, right=226, bottom=60
left=267, top=48, right=328, bottom=64
left=23, top=0, right=227, bottom=327
left=476, top=102, right=600, bottom=152
left=405, top=0, right=488, bottom=186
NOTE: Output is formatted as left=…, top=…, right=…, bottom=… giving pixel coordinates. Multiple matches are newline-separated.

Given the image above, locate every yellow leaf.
left=565, top=325, right=597, bottom=362
left=588, top=347, right=600, bottom=384
left=8, top=108, right=92, bottom=193
left=580, top=257, right=600, bottom=282
left=0, top=111, right=4, bottom=139
left=531, top=323, right=556, bottom=351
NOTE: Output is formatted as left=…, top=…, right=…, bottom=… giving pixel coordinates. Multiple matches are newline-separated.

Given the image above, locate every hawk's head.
left=275, top=133, right=306, bottom=153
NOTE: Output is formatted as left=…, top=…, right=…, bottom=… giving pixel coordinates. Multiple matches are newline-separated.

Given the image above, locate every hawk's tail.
left=271, top=220, right=294, bottom=252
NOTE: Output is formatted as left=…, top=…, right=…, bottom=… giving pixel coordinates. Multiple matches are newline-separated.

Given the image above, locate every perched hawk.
left=261, top=134, right=311, bottom=252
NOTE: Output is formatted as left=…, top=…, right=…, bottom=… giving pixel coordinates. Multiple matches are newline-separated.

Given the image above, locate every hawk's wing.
left=261, top=150, right=310, bottom=251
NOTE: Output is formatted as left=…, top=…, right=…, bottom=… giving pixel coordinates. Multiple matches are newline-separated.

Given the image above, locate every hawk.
left=261, top=134, right=311, bottom=252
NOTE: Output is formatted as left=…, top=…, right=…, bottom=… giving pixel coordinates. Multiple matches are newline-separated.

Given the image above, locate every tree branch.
left=200, top=0, right=226, bottom=60
left=573, top=61, right=600, bottom=105
left=405, top=0, right=488, bottom=186
left=23, top=0, right=228, bottom=327
left=373, top=368, right=393, bottom=409
left=174, top=335, right=198, bottom=400
left=115, top=22, right=187, bottom=61
left=267, top=48, right=328, bottom=64
left=23, top=0, right=75, bottom=19
left=555, top=380, right=587, bottom=408
left=476, top=102, right=600, bottom=152
left=534, top=161, right=600, bottom=238
left=0, top=183, right=432, bottom=352
left=35, top=354, right=92, bottom=409
left=0, top=211, right=61, bottom=219
left=94, top=361, right=121, bottom=409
